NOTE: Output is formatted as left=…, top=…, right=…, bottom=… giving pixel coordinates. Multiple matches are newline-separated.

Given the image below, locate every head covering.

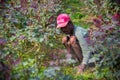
left=57, top=13, right=70, bottom=28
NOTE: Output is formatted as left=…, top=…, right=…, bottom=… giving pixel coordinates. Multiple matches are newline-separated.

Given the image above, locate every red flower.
left=112, top=13, right=120, bottom=21
left=93, top=18, right=102, bottom=28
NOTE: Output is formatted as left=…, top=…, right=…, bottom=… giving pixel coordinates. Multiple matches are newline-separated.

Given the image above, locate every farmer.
left=56, top=13, right=92, bottom=72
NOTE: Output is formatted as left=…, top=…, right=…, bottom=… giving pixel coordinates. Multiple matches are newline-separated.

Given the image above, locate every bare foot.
left=76, top=64, right=86, bottom=74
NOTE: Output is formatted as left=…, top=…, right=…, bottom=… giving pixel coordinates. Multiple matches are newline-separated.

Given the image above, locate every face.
left=60, top=21, right=74, bottom=35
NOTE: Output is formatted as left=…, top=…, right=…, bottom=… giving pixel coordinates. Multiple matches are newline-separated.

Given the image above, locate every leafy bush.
left=88, top=13, right=120, bottom=79
left=84, top=0, right=120, bottom=16
left=0, top=0, right=63, bottom=79
left=1, top=0, right=120, bottom=80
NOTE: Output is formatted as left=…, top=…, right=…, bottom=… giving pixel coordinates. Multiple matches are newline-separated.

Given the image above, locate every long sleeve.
left=74, top=26, right=92, bottom=65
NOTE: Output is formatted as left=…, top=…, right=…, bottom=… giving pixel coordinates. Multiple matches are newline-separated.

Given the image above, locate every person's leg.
left=62, top=36, right=79, bottom=61
left=69, top=36, right=83, bottom=63
left=62, top=36, right=85, bottom=73
left=76, top=50, right=92, bottom=73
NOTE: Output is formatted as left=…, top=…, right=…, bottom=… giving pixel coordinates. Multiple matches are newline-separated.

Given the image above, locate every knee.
left=62, top=36, right=68, bottom=44
left=69, top=36, right=77, bottom=45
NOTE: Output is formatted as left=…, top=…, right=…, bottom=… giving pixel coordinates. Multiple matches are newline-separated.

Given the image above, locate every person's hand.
left=69, top=36, right=77, bottom=44
left=62, top=36, right=77, bottom=45
left=62, top=36, right=71, bottom=45
left=62, top=36, right=68, bottom=44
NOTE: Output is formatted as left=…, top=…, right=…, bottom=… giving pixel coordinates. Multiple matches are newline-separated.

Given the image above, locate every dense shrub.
left=84, top=0, right=120, bottom=16
left=88, top=11, right=120, bottom=80
left=82, top=0, right=120, bottom=79
left=0, top=0, right=63, bottom=79
left=0, top=0, right=120, bottom=80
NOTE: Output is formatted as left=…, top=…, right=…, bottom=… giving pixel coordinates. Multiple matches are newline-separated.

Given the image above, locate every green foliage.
left=1, top=0, right=120, bottom=80
left=89, top=13, right=120, bottom=80
left=61, top=0, right=90, bottom=28
left=37, top=66, right=94, bottom=80
left=0, top=0, right=63, bottom=79
left=83, top=0, right=120, bottom=79
left=84, top=0, right=120, bottom=17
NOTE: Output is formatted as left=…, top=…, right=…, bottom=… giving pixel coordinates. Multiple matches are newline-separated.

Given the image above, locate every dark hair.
left=67, top=20, right=74, bottom=35
left=67, top=20, right=74, bottom=29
